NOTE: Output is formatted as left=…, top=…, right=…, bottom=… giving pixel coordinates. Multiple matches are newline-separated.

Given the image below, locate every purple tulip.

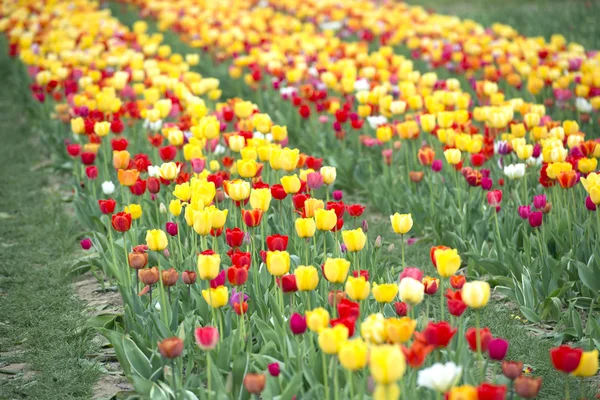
left=532, top=143, right=541, bottom=158
left=518, top=205, right=531, bottom=219
left=80, top=238, right=92, bottom=250
left=488, top=338, right=509, bottom=360
left=289, top=313, right=307, bottom=335
left=481, top=177, right=493, bottom=190
left=332, top=190, right=343, bottom=201
left=268, top=363, right=281, bottom=377
left=362, top=220, right=368, bottom=233
left=528, top=211, right=543, bottom=228
left=229, top=289, right=250, bottom=307
left=533, top=194, right=547, bottom=210
left=431, top=159, right=443, bottom=172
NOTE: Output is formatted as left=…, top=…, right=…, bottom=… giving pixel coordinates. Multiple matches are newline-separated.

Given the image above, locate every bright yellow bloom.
left=461, top=281, right=490, bottom=309
left=197, top=253, right=221, bottom=280
left=234, top=101, right=253, bottom=119
left=295, top=265, right=319, bottom=291
left=578, top=158, right=598, bottom=174
left=124, top=204, right=142, bottom=220
left=271, top=125, right=288, bottom=142
left=390, top=213, right=413, bottom=235
left=146, top=229, right=168, bottom=251
left=169, top=199, right=183, bottom=216
left=306, top=307, right=330, bottom=333
left=315, top=208, right=337, bottom=231
left=318, top=324, right=349, bottom=354
left=342, top=228, right=367, bottom=252
left=208, top=207, right=228, bottom=229
left=385, top=317, right=416, bottom=343
left=434, top=248, right=461, bottom=278
left=373, top=384, right=400, bottom=400
left=376, top=126, right=393, bottom=143
left=94, top=121, right=111, bottom=136
left=323, top=258, right=350, bottom=283
left=447, top=385, right=478, bottom=400
left=372, top=283, right=398, bottom=303
left=266, top=251, right=291, bottom=277
left=192, top=209, right=213, bottom=236
left=444, top=148, right=461, bottom=165
left=173, top=183, right=192, bottom=202
left=572, top=350, right=599, bottom=377
left=338, top=338, right=368, bottom=371
left=369, top=345, right=406, bottom=384
left=236, top=159, right=259, bottom=178
left=250, top=188, right=272, bottom=211
left=226, top=179, right=251, bottom=201
left=304, top=198, right=324, bottom=218
left=361, top=313, right=387, bottom=344
left=345, top=276, right=370, bottom=301
left=281, top=174, right=301, bottom=194
left=295, top=218, right=316, bottom=238
left=545, top=162, right=572, bottom=180
left=398, top=277, right=424, bottom=305
left=202, top=286, right=228, bottom=308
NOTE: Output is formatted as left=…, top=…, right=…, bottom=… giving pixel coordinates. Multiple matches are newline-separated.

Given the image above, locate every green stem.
left=475, top=311, right=484, bottom=382
left=439, top=278, right=445, bottom=321
left=321, top=351, right=330, bottom=400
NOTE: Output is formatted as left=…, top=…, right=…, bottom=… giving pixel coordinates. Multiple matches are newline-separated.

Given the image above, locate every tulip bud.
left=586, top=195, right=597, bottom=211
left=488, top=338, right=509, bottom=360
left=332, top=190, right=343, bottom=201
left=431, top=159, right=443, bottom=172
left=80, top=238, right=92, bottom=250
left=158, top=337, right=184, bottom=359
left=501, top=361, right=523, bottom=380
left=362, top=219, right=368, bottom=233
left=243, top=374, right=266, bottom=394
left=182, top=270, right=197, bottom=285
left=165, top=222, right=178, bottom=236
left=289, top=313, right=307, bottom=335
left=528, top=211, right=543, bottom=228
left=128, top=252, right=149, bottom=270
left=268, top=363, right=281, bottom=377
left=374, top=235, right=382, bottom=248
left=160, top=203, right=167, bottom=214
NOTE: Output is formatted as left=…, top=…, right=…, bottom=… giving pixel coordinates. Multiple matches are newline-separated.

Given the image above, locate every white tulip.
left=504, top=163, right=526, bottom=179
left=353, top=79, right=370, bottom=92
left=417, top=362, right=462, bottom=392
left=147, top=165, right=161, bottom=178
left=576, top=97, right=592, bottom=113
left=367, top=115, right=387, bottom=129
left=101, top=181, right=115, bottom=195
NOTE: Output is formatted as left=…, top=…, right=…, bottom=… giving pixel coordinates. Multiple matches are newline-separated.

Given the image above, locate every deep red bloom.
left=331, top=317, right=356, bottom=337
left=147, top=177, right=161, bottom=194
left=528, top=211, right=543, bottom=228
left=98, top=199, right=116, bottom=214
left=111, top=212, right=132, bottom=232
left=228, top=250, right=251, bottom=269
left=305, top=156, right=323, bottom=170
left=242, top=209, right=263, bottom=227
left=207, top=173, right=224, bottom=188
left=326, top=201, right=346, bottom=219
left=233, top=301, right=248, bottom=315
left=159, top=145, right=178, bottom=161
left=111, top=118, right=124, bottom=134
left=488, top=338, right=509, bottom=360
left=292, top=193, right=310, bottom=210
left=86, top=166, right=98, bottom=180
left=445, top=289, right=468, bottom=317
left=346, top=204, right=365, bottom=217
left=67, top=144, right=81, bottom=157
left=129, top=179, right=147, bottom=196
left=450, top=275, right=466, bottom=289
left=268, top=363, right=280, bottom=377
left=277, top=275, right=298, bottom=293
left=331, top=218, right=344, bottom=232
left=165, top=222, right=178, bottom=236
left=226, top=228, right=245, bottom=248
left=270, top=184, right=287, bottom=200
left=351, top=270, right=369, bottom=281
left=266, top=234, right=288, bottom=251
left=337, top=298, right=360, bottom=319
left=422, top=321, right=457, bottom=348
left=550, top=345, right=583, bottom=373
left=476, top=383, right=507, bottom=400
left=394, top=302, right=408, bottom=317
left=290, top=313, right=307, bottom=335
left=299, top=104, right=311, bottom=119
left=111, top=138, right=128, bottom=151
left=471, top=153, right=486, bottom=167
left=227, top=265, right=249, bottom=286
left=402, top=335, right=434, bottom=368
left=133, top=154, right=151, bottom=172
left=81, top=152, right=96, bottom=165
left=465, top=327, right=493, bottom=352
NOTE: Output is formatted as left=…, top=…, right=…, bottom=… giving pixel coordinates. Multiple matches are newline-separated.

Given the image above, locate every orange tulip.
left=118, top=169, right=140, bottom=187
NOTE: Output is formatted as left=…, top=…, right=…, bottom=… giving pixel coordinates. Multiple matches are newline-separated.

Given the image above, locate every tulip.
left=318, top=324, right=349, bottom=354
left=280, top=174, right=301, bottom=194
left=369, top=345, right=406, bottom=384
left=242, top=208, right=263, bottom=227
left=277, top=275, right=298, bottom=293
left=304, top=198, right=324, bottom=218
left=342, top=228, right=367, bottom=252
left=102, top=181, right=115, bottom=195
left=226, top=179, right=250, bottom=201
left=385, top=317, right=416, bottom=343
left=290, top=313, right=307, bottom=335
left=165, top=222, right=178, bottom=236
left=373, top=384, right=400, bottom=400
left=528, top=211, right=543, bottom=227
left=400, top=267, right=423, bottom=282
left=394, top=302, right=408, bottom=317
left=450, top=275, right=466, bottom=289
left=338, top=338, right=368, bottom=371
left=98, top=199, right=117, bottom=214
left=243, top=373, right=266, bottom=394
left=146, top=229, right=168, bottom=251
left=202, top=286, right=228, bottom=308
left=390, top=213, right=413, bottom=234
left=346, top=204, right=365, bottom=217
left=398, top=277, right=424, bottom=306
left=361, top=313, right=387, bottom=344
left=501, top=361, right=523, bottom=380
left=476, top=383, right=507, bottom=400
left=465, top=327, right=493, bottom=352
left=315, top=208, right=337, bottom=231
left=226, top=228, right=245, bottom=248
left=345, top=276, right=370, bottom=301
left=321, top=166, right=337, bottom=185
left=306, top=307, right=330, bottom=333
left=504, top=163, right=526, bottom=179
left=434, top=248, right=461, bottom=277
left=444, top=149, right=462, bottom=165
left=182, top=270, right=197, bottom=285
left=80, top=238, right=92, bottom=250
left=447, top=385, right=478, bottom=400
left=266, top=251, right=290, bottom=277
left=461, top=281, right=490, bottom=308
left=157, top=337, right=184, bottom=359
left=249, top=188, right=271, bottom=211
left=533, top=194, right=547, bottom=209
left=267, top=363, right=280, bottom=377
left=227, top=265, right=249, bottom=286
left=197, top=251, right=221, bottom=280
left=417, top=362, right=462, bottom=392
left=514, top=376, right=542, bottom=398
left=488, top=338, right=509, bottom=360
left=372, top=283, right=398, bottom=303
left=139, top=267, right=160, bottom=286
left=295, top=217, right=316, bottom=238
left=161, top=268, right=179, bottom=287
left=118, top=169, right=140, bottom=187
left=422, top=276, right=439, bottom=295
left=294, top=265, right=319, bottom=291
left=194, top=326, right=219, bottom=350
left=571, top=349, right=598, bottom=377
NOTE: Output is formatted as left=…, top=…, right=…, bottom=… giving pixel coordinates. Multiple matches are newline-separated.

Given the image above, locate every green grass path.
left=0, top=43, right=99, bottom=399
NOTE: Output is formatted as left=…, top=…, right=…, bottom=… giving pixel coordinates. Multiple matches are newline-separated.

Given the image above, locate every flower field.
left=0, top=0, right=599, bottom=399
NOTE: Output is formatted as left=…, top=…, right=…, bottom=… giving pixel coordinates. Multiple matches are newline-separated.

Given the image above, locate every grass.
left=0, top=42, right=99, bottom=398
left=406, top=0, right=600, bottom=50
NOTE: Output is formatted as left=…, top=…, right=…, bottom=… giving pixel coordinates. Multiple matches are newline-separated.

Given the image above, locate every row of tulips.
left=119, top=0, right=600, bottom=346
left=2, top=0, right=599, bottom=400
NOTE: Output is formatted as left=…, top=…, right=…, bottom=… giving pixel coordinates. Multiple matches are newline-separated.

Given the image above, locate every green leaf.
left=576, top=259, right=600, bottom=292
left=280, top=372, right=303, bottom=400
left=519, top=306, right=542, bottom=323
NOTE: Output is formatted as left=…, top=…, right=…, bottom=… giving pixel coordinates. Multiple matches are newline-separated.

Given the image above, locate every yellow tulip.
left=94, top=121, right=111, bottom=136
left=342, top=228, right=367, bottom=252
left=578, top=158, right=598, bottom=174
left=173, top=183, right=192, bottom=202
left=197, top=253, right=221, bottom=280
left=461, top=281, right=490, bottom=309
left=266, top=251, right=290, bottom=276
left=385, top=317, right=416, bottom=343
left=295, top=265, right=319, bottom=291
left=226, top=179, right=251, bottom=201
left=281, top=174, right=301, bottom=194
left=345, top=276, right=370, bottom=301
left=250, top=188, right=272, bottom=211
left=323, top=258, right=350, bottom=283
left=124, top=204, right=142, bottom=220
left=373, top=384, right=401, bottom=400
left=315, top=208, right=337, bottom=231
left=306, top=307, right=330, bottom=333
left=572, top=350, right=599, bottom=377
left=369, top=345, right=406, bottom=384
left=318, top=324, right=349, bottom=354
left=434, top=248, right=461, bottom=278
left=390, top=213, right=413, bottom=235
left=361, top=313, right=387, bottom=344
left=295, top=218, right=316, bottom=238
left=339, top=338, right=368, bottom=371
left=271, top=125, right=288, bottom=142
left=236, top=159, right=258, bottom=178
left=193, top=209, right=213, bottom=236
left=398, top=277, right=424, bottom=305
left=444, top=148, right=462, bottom=165
left=279, top=148, right=300, bottom=171
left=320, top=166, right=337, bottom=185
left=209, top=207, right=228, bottom=229
left=146, top=229, right=168, bottom=251
left=372, top=283, right=398, bottom=303
left=376, top=126, right=393, bottom=143
left=202, top=286, right=228, bottom=308
left=234, top=101, right=253, bottom=119
left=304, top=198, right=324, bottom=218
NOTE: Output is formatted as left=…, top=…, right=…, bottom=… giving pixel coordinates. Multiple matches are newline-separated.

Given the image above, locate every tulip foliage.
left=2, top=0, right=600, bottom=400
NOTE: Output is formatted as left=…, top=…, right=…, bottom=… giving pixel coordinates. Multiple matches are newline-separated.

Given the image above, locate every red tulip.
left=422, top=321, right=457, bottom=348
left=268, top=363, right=281, bottom=377
left=158, top=337, right=184, bottom=359
left=234, top=301, right=248, bottom=315
left=277, top=275, right=298, bottom=293
left=194, top=326, right=219, bottom=350
left=147, top=177, right=161, bottom=194
left=445, top=289, right=467, bottom=317
left=165, top=222, right=178, bottom=236
left=270, top=184, right=287, bottom=200
left=338, top=298, right=360, bottom=319
left=488, top=338, right=509, bottom=360
left=159, top=145, right=177, bottom=161
left=394, top=301, right=408, bottom=317
left=229, top=250, right=251, bottom=269
left=67, top=144, right=81, bottom=157
left=557, top=170, right=577, bottom=189
left=476, top=383, right=507, bottom=400
left=266, top=234, right=288, bottom=251
left=465, top=327, right=493, bottom=352
left=111, top=212, right=132, bottom=232
left=487, top=189, right=503, bottom=207
left=227, top=265, right=249, bottom=286
left=81, top=152, right=96, bottom=165
left=351, top=270, right=369, bottom=281
left=528, top=211, right=543, bottom=228
left=326, top=201, right=346, bottom=218
left=450, top=275, right=466, bottom=289
left=346, top=204, right=365, bottom=217
left=85, top=166, right=98, bottom=180
left=242, top=209, right=263, bottom=227
left=80, top=238, right=92, bottom=250
left=290, top=313, right=307, bottom=335
left=550, top=345, right=582, bottom=373
left=98, top=199, right=116, bottom=214
left=226, top=228, right=245, bottom=248
left=129, top=178, right=147, bottom=196
left=111, top=138, right=128, bottom=150
left=110, top=119, right=124, bottom=134
left=292, top=193, right=310, bottom=210
left=331, top=316, right=356, bottom=336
